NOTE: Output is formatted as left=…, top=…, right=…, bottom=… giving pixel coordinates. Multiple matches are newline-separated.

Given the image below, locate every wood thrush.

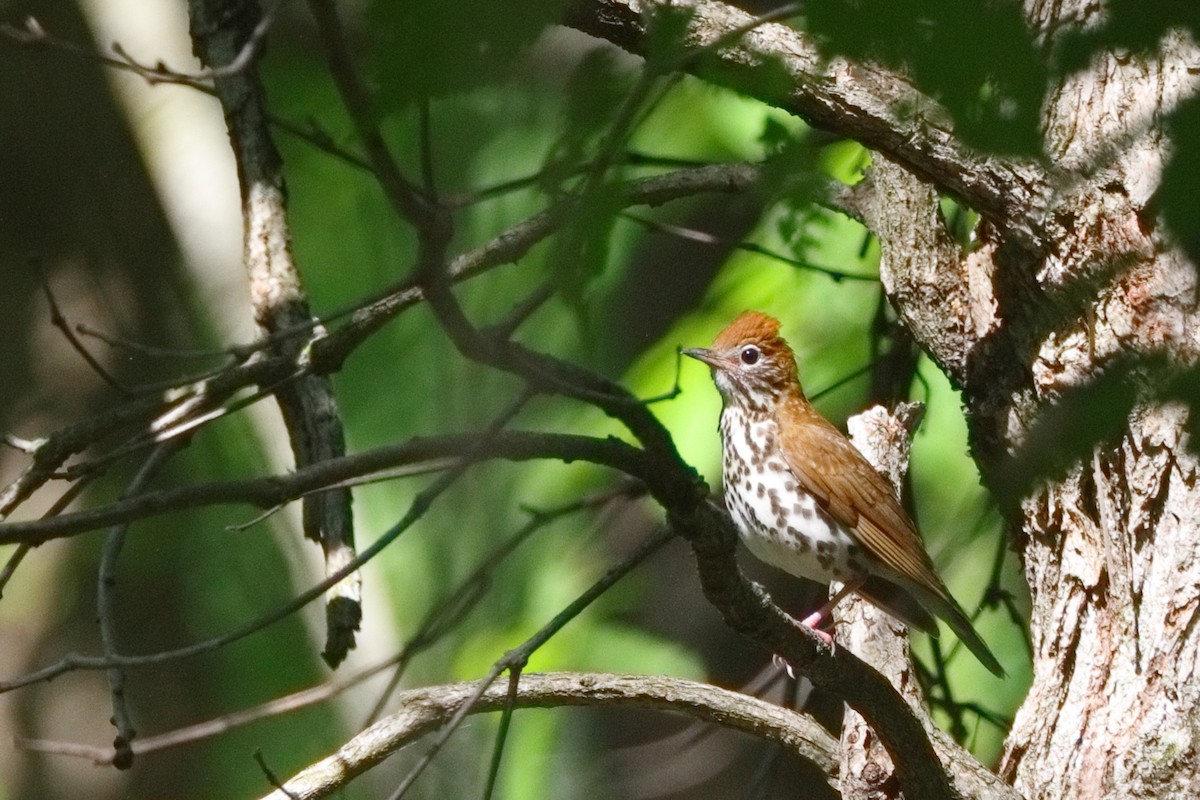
left=684, top=311, right=1004, bottom=677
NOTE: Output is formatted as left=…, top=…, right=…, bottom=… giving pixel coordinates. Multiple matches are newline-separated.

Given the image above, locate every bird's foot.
left=772, top=652, right=797, bottom=679
left=796, top=614, right=835, bottom=642
left=800, top=611, right=834, bottom=641
left=772, top=613, right=836, bottom=677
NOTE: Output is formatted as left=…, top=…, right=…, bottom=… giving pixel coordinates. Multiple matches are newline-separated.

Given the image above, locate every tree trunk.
left=861, top=7, right=1200, bottom=799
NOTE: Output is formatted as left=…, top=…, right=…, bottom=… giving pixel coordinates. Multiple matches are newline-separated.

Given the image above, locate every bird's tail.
left=858, top=576, right=939, bottom=635
left=907, top=580, right=1006, bottom=678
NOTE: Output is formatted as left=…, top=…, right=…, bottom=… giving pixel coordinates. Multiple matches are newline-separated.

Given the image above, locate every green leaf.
left=1161, top=94, right=1200, bottom=268
left=1056, top=1, right=1200, bottom=74
left=805, top=0, right=1046, bottom=155
left=541, top=49, right=634, bottom=190
left=548, top=181, right=625, bottom=310
left=367, top=0, right=571, bottom=106
left=643, top=3, right=697, bottom=73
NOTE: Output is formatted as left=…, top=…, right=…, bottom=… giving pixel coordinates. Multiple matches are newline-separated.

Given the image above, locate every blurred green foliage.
left=366, top=0, right=571, bottom=107
left=13, top=0, right=1200, bottom=796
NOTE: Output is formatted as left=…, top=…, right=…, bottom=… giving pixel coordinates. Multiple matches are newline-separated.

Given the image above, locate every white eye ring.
left=739, top=346, right=760, bottom=365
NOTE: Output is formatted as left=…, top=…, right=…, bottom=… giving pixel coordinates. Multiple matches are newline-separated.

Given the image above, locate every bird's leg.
left=800, top=577, right=865, bottom=633
left=773, top=578, right=866, bottom=677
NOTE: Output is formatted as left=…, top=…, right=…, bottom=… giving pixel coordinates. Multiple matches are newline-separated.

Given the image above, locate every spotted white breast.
left=719, top=405, right=865, bottom=585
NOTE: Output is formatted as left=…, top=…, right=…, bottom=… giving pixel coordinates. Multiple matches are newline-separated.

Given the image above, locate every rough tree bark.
left=992, top=16, right=1200, bottom=800
left=855, top=17, right=1200, bottom=800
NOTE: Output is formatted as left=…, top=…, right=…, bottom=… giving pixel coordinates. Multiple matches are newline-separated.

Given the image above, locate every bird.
left=683, top=311, right=1004, bottom=677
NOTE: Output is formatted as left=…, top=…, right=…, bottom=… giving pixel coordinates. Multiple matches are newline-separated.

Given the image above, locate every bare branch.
left=621, top=211, right=878, bottom=282
left=35, top=264, right=129, bottom=395
left=259, top=672, right=839, bottom=800
left=14, top=483, right=642, bottom=765
left=363, top=480, right=647, bottom=723
left=0, top=477, right=93, bottom=599
left=0, top=430, right=650, bottom=545
left=385, top=524, right=675, bottom=799
left=0, top=163, right=755, bottom=529
left=564, top=0, right=1051, bottom=248
left=384, top=525, right=676, bottom=800
left=117, top=0, right=284, bottom=83
left=1, top=3, right=281, bottom=87
left=97, top=445, right=180, bottom=770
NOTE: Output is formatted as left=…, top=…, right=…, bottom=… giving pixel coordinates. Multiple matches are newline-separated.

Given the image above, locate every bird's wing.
left=774, top=397, right=946, bottom=596
left=775, top=397, right=1007, bottom=677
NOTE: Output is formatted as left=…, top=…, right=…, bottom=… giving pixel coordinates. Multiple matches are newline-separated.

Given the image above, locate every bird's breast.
left=719, top=407, right=865, bottom=585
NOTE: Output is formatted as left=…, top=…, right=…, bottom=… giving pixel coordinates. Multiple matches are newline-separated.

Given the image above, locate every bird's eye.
left=739, top=346, right=760, bottom=365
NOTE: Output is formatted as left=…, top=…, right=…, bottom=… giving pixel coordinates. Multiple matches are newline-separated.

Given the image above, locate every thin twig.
left=69, top=372, right=309, bottom=479
left=13, top=483, right=644, bottom=763
left=35, top=262, right=128, bottom=394
left=0, top=429, right=651, bottom=546
left=115, top=0, right=287, bottom=84
left=254, top=749, right=300, bottom=800
left=689, top=0, right=805, bottom=58
left=481, top=669, right=522, bottom=800
left=0, top=544, right=31, bottom=600
left=4, top=14, right=374, bottom=174
left=226, top=458, right=462, bottom=532
left=305, top=0, right=435, bottom=230
left=0, top=477, right=96, bottom=599
left=441, top=150, right=717, bottom=208
left=76, top=323, right=237, bottom=361
left=622, top=212, right=879, bottom=282
left=0, top=163, right=757, bottom=527
left=97, top=444, right=180, bottom=769
left=363, top=481, right=644, bottom=724
left=808, top=362, right=873, bottom=403
left=2, top=2, right=282, bottom=87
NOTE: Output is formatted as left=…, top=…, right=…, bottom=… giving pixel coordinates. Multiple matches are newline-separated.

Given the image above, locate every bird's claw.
left=772, top=652, right=798, bottom=679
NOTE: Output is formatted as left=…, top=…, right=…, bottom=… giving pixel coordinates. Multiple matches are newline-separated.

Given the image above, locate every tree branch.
left=15, top=483, right=643, bottom=765
left=305, top=0, right=439, bottom=233
left=0, top=162, right=755, bottom=532
left=0, top=394, right=532, bottom=694
left=838, top=403, right=928, bottom=799
left=0, top=431, right=652, bottom=545
left=258, top=672, right=839, bottom=800
left=189, top=0, right=361, bottom=665
left=564, top=0, right=1051, bottom=249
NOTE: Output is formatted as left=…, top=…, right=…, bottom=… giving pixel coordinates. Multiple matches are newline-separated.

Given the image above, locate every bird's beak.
left=682, top=347, right=723, bottom=368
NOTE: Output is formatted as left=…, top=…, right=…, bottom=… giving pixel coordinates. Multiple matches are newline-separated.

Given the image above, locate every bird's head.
left=683, top=311, right=800, bottom=410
